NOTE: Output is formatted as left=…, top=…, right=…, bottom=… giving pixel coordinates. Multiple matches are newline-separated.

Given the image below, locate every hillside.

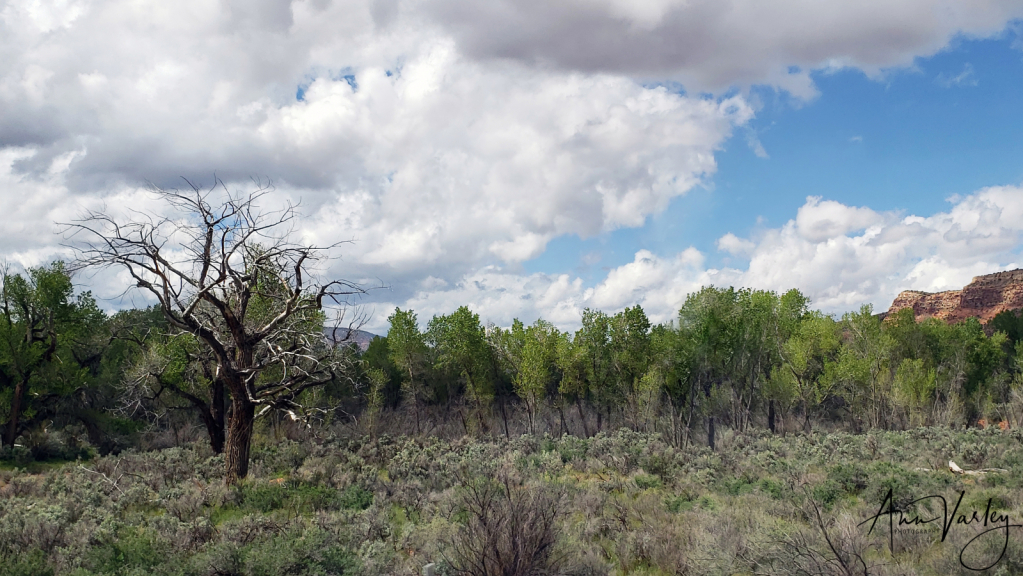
left=323, top=327, right=378, bottom=351
left=886, top=268, right=1023, bottom=323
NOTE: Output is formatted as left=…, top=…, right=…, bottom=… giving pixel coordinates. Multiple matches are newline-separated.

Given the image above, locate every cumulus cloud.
left=710, top=187, right=1023, bottom=315
left=717, top=232, right=756, bottom=256
left=366, top=247, right=732, bottom=331
left=1, top=0, right=750, bottom=292
left=420, top=0, right=1023, bottom=96
left=385, top=187, right=1023, bottom=333
left=2, top=0, right=1022, bottom=332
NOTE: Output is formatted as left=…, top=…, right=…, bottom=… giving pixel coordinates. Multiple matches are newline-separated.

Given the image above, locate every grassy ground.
left=2, top=427, right=1023, bottom=575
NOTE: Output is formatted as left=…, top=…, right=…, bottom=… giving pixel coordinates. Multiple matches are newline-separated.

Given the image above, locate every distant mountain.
left=323, top=327, right=378, bottom=352
left=885, top=269, right=1023, bottom=324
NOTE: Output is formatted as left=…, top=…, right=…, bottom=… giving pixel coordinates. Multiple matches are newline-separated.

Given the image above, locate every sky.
left=2, top=0, right=1023, bottom=334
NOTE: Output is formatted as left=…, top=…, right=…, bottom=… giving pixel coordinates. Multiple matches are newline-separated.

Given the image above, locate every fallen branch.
left=948, top=460, right=1009, bottom=476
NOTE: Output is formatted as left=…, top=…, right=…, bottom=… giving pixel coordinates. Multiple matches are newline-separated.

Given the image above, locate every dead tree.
left=65, top=179, right=364, bottom=484
left=119, top=327, right=229, bottom=454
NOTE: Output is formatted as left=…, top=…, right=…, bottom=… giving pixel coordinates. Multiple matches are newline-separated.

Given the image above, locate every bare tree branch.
left=61, top=179, right=369, bottom=483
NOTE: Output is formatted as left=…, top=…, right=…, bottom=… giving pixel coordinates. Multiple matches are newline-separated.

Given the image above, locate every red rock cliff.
left=886, top=269, right=1023, bottom=323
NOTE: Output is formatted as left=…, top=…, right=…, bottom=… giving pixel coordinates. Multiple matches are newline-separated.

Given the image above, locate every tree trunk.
left=575, top=396, right=590, bottom=438
left=457, top=405, right=469, bottom=436
left=558, top=405, right=567, bottom=436
left=407, top=367, right=422, bottom=435
left=768, top=399, right=776, bottom=434
left=413, top=395, right=422, bottom=436
left=225, top=396, right=255, bottom=485
left=4, top=376, right=28, bottom=447
left=210, top=378, right=226, bottom=454
left=168, top=376, right=226, bottom=455
left=527, top=402, right=535, bottom=435
left=498, top=396, right=510, bottom=437
left=707, top=416, right=715, bottom=451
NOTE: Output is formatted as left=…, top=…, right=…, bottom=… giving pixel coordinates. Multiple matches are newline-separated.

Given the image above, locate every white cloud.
left=717, top=233, right=755, bottom=256
left=0, top=0, right=750, bottom=294
left=421, top=0, right=1023, bottom=96
left=376, top=187, right=1023, bottom=333
left=936, top=62, right=978, bottom=87
left=2, top=0, right=1022, bottom=332
left=794, top=196, right=882, bottom=242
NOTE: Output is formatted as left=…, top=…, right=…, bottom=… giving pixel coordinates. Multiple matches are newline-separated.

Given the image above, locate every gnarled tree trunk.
left=225, top=394, right=255, bottom=485
left=4, top=377, right=27, bottom=448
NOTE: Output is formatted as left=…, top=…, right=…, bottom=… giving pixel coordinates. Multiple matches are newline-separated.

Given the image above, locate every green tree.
left=486, top=318, right=527, bottom=437
left=764, top=289, right=810, bottom=432
left=363, top=366, right=388, bottom=437
left=554, top=331, right=591, bottom=437
left=829, top=305, right=895, bottom=430
left=0, top=262, right=104, bottom=448
left=609, top=306, right=651, bottom=426
left=123, top=327, right=228, bottom=453
left=727, top=289, right=783, bottom=433
left=990, top=309, right=1023, bottom=349
left=361, top=336, right=401, bottom=405
left=428, top=306, right=492, bottom=433
left=770, top=312, right=839, bottom=433
left=386, top=308, right=429, bottom=433
left=892, top=358, right=936, bottom=427
left=677, top=287, right=742, bottom=448
left=514, top=319, right=559, bottom=434
left=576, top=309, right=614, bottom=431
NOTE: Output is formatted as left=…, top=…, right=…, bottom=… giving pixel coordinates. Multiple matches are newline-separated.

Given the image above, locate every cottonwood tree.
left=576, top=309, right=614, bottom=431
left=428, top=306, right=492, bottom=434
left=514, top=319, right=559, bottom=435
left=770, top=311, right=839, bottom=433
left=66, top=181, right=364, bottom=484
left=554, top=331, right=591, bottom=437
left=609, top=305, right=651, bottom=427
left=0, top=261, right=105, bottom=448
left=121, top=329, right=229, bottom=454
left=386, top=308, right=428, bottom=434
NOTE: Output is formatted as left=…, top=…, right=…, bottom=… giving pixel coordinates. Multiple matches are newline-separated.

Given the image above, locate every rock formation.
left=886, top=269, right=1023, bottom=323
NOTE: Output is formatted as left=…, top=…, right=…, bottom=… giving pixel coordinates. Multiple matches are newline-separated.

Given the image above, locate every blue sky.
left=3, top=1, right=1023, bottom=332
left=526, top=32, right=1023, bottom=285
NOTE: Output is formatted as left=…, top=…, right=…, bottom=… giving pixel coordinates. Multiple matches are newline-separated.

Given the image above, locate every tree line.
left=362, top=291, right=1023, bottom=449
left=2, top=182, right=1022, bottom=486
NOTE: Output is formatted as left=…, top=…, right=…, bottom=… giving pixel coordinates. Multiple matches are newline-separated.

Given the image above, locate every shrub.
left=633, top=474, right=662, bottom=490
left=0, top=445, right=32, bottom=467
left=449, top=473, right=564, bottom=576
left=0, top=550, right=54, bottom=576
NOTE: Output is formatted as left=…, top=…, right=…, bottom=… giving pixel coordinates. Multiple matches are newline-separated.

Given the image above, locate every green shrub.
left=240, top=482, right=372, bottom=513
left=719, top=475, right=756, bottom=497
left=810, top=479, right=842, bottom=510
left=85, top=527, right=168, bottom=574
left=827, top=463, right=868, bottom=495
left=339, top=484, right=374, bottom=511
left=758, top=478, right=785, bottom=500
left=634, top=474, right=662, bottom=490
left=556, top=436, right=588, bottom=464
left=0, top=446, right=32, bottom=467
left=0, top=550, right=54, bottom=576
left=665, top=494, right=693, bottom=513
left=318, top=545, right=362, bottom=575
left=240, top=483, right=289, bottom=513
